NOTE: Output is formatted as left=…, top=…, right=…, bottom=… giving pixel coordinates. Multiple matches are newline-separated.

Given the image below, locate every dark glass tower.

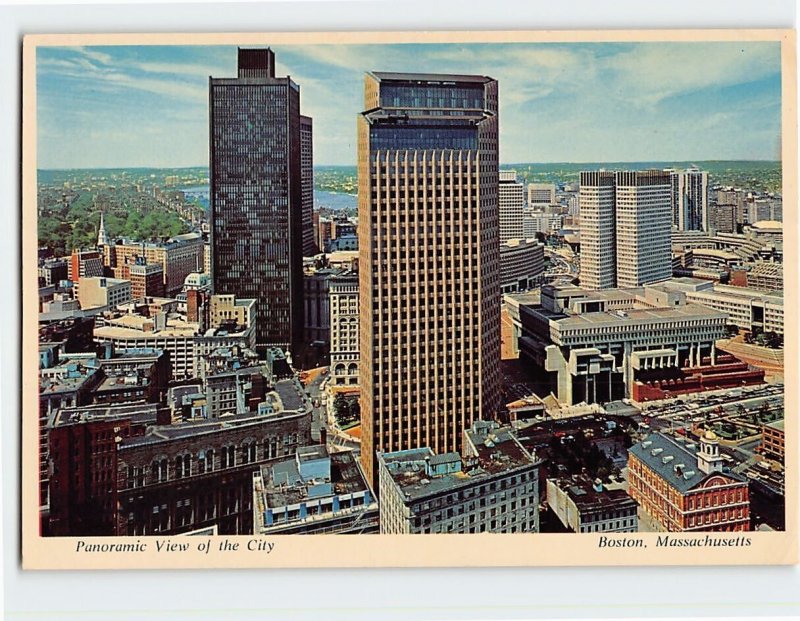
left=357, top=72, right=501, bottom=485
left=209, top=48, right=306, bottom=353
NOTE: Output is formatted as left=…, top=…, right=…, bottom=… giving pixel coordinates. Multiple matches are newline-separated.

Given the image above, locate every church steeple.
left=97, top=211, right=108, bottom=247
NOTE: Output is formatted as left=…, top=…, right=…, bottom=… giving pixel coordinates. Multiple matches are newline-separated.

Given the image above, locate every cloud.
left=36, top=41, right=783, bottom=168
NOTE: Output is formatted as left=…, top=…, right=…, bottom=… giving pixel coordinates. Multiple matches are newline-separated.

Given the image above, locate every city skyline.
left=37, top=41, right=782, bottom=169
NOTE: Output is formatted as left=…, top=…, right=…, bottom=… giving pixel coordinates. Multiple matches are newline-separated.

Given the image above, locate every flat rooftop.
left=370, top=71, right=492, bottom=84
left=553, top=303, right=725, bottom=329
left=550, top=476, right=638, bottom=513
left=381, top=424, right=537, bottom=502
left=51, top=403, right=159, bottom=428
left=259, top=449, right=369, bottom=509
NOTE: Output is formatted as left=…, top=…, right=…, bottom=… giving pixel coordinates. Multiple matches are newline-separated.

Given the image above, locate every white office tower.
left=668, top=167, right=709, bottom=231
left=528, top=182, right=556, bottom=207
left=578, top=171, right=617, bottom=290
left=614, top=170, right=672, bottom=288
left=499, top=170, right=525, bottom=243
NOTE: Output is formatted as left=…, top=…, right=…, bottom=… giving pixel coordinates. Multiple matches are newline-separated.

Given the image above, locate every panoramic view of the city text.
left=31, top=38, right=787, bottom=550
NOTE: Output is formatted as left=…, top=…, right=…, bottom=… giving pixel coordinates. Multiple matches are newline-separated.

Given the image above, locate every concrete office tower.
left=669, top=167, right=709, bottom=231
left=499, top=170, right=525, bottom=243
left=578, top=171, right=616, bottom=290
left=357, top=71, right=501, bottom=486
left=528, top=183, right=556, bottom=206
left=615, top=170, right=672, bottom=288
left=210, top=48, right=306, bottom=353
left=300, top=115, right=317, bottom=256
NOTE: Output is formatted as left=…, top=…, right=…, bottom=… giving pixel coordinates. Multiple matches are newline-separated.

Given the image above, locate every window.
left=221, top=446, right=236, bottom=468
left=152, top=458, right=168, bottom=483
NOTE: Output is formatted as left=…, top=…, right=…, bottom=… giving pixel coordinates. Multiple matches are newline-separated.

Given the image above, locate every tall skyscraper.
left=579, top=171, right=616, bottom=290
left=579, top=170, right=671, bottom=290
left=499, top=169, right=524, bottom=243
left=209, top=48, right=306, bottom=353
left=615, top=170, right=672, bottom=288
left=358, top=71, right=501, bottom=485
left=300, top=115, right=317, bottom=256
left=669, top=167, right=709, bottom=231
left=683, top=167, right=708, bottom=231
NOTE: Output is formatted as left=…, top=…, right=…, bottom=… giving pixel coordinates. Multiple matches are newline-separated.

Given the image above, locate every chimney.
left=156, top=406, right=172, bottom=426
left=187, top=289, right=199, bottom=323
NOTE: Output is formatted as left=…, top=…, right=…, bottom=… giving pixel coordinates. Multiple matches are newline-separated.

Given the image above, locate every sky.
left=36, top=40, right=782, bottom=169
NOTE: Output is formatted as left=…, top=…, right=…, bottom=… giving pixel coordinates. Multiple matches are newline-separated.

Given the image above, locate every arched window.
left=175, top=454, right=191, bottom=478
left=221, top=445, right=236, bottom=468
left=152, top=457, right=168, bottom=483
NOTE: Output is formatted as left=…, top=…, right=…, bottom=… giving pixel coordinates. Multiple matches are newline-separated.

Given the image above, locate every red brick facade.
left=628, top=452, right=750, bottom=532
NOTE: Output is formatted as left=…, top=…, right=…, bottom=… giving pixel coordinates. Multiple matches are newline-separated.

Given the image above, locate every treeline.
left=38, top=190, right=189, bottom=256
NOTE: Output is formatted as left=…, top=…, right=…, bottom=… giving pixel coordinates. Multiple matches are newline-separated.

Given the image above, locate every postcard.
left=21, top=29, right=797, bottom=569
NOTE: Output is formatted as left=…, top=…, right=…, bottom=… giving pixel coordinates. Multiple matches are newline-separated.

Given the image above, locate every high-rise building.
left=329, top=269, right=360, bottom=386
left=615, top=170, right=672, bottom=288
left=499, top=170, right=524, bottom=243
left=669, top=167, right=709, bottom=231
left=579, top=170, right=671, bottom=290
left=210, top=48, right=306, bottom=353
left=358, top=71, right=501, bottom=486
left=300, top=115, right=317, bottom=256
left=578, top=171, right=616, bottom=290
left=528, top=183, right=556, bottom=206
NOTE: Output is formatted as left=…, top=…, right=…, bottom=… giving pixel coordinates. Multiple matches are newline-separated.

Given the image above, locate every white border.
left=3, top=1, right=800, bottom=620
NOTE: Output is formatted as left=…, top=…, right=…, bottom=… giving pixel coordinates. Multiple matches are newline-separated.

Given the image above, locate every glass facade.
left=210, top=51, right=304, bottom=352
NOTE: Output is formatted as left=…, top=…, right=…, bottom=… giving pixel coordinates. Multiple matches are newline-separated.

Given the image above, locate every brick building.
left=761, top=420, right=785, bottom=461
left=627, top=431, right=750, bottom=532
left=129, top=262, right=166, bottom=299
left=47, top=403, right=160, bottom=536
left=116, top=406, right=311, bottom=536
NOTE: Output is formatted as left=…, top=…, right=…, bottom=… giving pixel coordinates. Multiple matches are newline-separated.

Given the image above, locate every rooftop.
left=50, top=403, right=159, bottom=428
left=39, top=359, right=100, bottom=396
left=549, top=475, right=638, bottom=513
left=380, top=422, right=538, bottom=502
left=765, top=420, right=785, bottom=433
left=369, top=71, right=493, bottom=84
left=553, top=303, right=726, bottom=329
left=628, top=432, right=746, bottom=494
left=258, top=449, right=370, bottom=509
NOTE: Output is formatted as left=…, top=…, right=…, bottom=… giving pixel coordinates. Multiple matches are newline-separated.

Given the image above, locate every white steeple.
left=97, top=211, right=108, bottom=247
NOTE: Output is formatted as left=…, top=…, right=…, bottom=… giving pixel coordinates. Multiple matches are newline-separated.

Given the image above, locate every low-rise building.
left=252, top=445, right=377, bottom=534
left=517, top=284, right=729, bottom=405
left=103, top=233, right=205, bottom=296
left=47, top=403, right=160, bottom=535
left=627, top=431, right=750, bottom=532
left=377, top=421, right=541, bottom=534
left=93, top=296, right=255, bottom=381
left=660, top=277, right=784, bottom=335
left=761, top=420, right=785, bottom=461
left=500, top=238, right=545, bottom=294
left=746, top=262, right=783, bottom=292
left=209, top=294, right=255, bottom=330
left=129, top=262, right=166, bottom=299
left=46, top=386, right=312, bottom=536
left=546, top=475, right=638, bottom=533
left=78, top=276, right=132, bottom=310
